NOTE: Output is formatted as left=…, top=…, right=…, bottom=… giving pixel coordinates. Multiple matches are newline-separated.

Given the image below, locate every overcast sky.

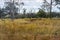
left=0, top=0, right=59, bottom=13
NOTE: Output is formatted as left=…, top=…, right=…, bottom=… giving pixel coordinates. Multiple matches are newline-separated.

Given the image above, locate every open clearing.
left=0, top=18, right=60, bottom=40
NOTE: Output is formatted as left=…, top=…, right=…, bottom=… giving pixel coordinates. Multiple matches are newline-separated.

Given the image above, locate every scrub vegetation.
left=0, top=18, right=60, bottom=40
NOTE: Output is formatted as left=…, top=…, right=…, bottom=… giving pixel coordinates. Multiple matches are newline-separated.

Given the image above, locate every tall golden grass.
left=0, top=18, right=60, bottom=40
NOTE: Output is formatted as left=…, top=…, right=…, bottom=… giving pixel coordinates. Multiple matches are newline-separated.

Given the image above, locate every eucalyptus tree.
left=0, top=8, right=4, bottom=18
left=41, top=0, right=50, bottom=11
left=4, top=0, right=20, bottom=19
left=55, top=0, right=60, bottom=17
left=41, top=0, right=57, bottom=18
left=5, top=0, right=24, bottom=19
left=55, top=0, right=60, bottom=10
left=23, top=8, right=26, bottom=18
left=55, top=0, right=60, bottom=4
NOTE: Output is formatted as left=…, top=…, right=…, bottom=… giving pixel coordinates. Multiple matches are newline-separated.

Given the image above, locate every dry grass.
left=0, top=18, right=60, bottom=40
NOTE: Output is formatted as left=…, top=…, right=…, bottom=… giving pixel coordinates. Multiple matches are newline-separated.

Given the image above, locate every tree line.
left=0, top=0, right=60, bottom=19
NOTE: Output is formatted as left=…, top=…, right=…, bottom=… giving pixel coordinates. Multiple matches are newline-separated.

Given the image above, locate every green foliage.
left=0, top=8, right=7, bottom=18
left=36, top=9, right=47, bottom=18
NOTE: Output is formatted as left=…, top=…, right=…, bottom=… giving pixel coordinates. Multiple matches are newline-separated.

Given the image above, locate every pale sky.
left=0, top=0, right=59, bottom=13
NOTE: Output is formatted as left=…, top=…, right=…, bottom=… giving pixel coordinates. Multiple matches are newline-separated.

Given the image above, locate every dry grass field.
left=0, top=18, right=60, bottom=40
